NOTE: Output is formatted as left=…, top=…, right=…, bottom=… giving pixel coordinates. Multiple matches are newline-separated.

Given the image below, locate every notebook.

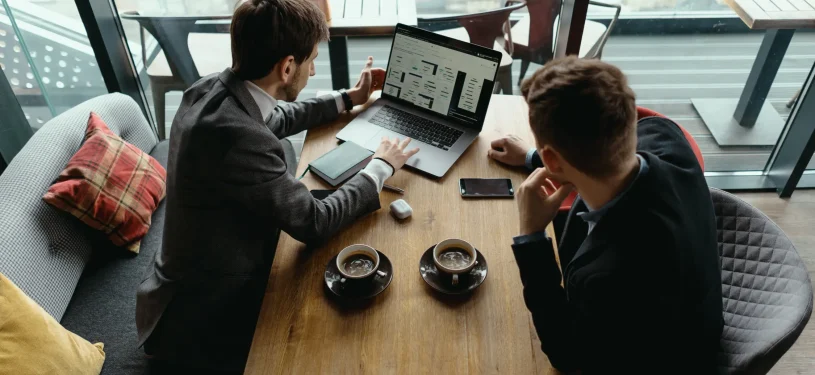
left=308, top=141, right=374, bottom=187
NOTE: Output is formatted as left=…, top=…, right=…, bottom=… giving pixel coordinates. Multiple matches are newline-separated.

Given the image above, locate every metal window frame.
left=75, top=0, right=154, bottom=132
left=0, top=69, right=34, bottom=173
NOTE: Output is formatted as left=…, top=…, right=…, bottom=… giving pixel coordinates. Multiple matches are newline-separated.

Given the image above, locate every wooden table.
left=691, top=0, right=815, bottom=146
left=245, top=95, right=559, bottom=375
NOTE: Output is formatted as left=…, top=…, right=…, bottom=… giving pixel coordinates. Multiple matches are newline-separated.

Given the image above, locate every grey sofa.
left=0, top=93, right=296, bottom=374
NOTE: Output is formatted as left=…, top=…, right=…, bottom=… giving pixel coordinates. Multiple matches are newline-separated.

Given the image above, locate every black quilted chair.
left=712, top=188, right=813, bottom=374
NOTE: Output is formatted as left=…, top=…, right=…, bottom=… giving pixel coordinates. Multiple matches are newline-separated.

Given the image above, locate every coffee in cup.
left=433, top=239, right=477, bottom=285
left=336, top=244, right=387, bottom=281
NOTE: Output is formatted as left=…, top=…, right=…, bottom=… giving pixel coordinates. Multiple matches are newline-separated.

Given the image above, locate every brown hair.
left=521, top=57, right=637, bottom=178
left=230, top=0, right=329, bottom=80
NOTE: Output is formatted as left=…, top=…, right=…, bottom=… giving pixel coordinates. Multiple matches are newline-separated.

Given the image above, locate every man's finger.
left=490, top=138, right=507, bottom=150
left=547, top=183, right=575, bottom=205
left=527, top=167, right=552, bottom=187
left=488, top=149, right=507, bottom=161
left=399, top=137, right=412, bottom=150
left=406, top=147, right=420, bottom=158
left=365, top=56, right=373, bottom=70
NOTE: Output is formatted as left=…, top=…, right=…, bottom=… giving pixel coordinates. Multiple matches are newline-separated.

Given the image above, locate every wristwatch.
left=339, top=89, right=353, bottom=112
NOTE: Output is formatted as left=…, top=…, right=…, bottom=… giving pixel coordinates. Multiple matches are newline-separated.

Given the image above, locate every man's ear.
left=540, top=145, right=564, bottom=174
left=274, top=55, right=296, bottom=83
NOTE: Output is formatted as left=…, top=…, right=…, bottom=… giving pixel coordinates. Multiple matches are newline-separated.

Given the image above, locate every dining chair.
left=710, top=188, right=813, bottom=374
left=509, top=0, right=621, bottom=85
left=120, top=11, right=232, bottom=139
left=418, top=2, right=527, bottom=95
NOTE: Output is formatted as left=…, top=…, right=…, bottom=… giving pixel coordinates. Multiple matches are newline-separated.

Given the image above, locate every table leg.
left=328, top=36, right=350, bottom=90
left=734, top=29, right=795, bottom=127
left=690, top=29, right=794, bottom=146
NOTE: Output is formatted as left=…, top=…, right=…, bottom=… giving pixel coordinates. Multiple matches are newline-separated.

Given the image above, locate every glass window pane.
left=0, top=0, right=107, bottom=131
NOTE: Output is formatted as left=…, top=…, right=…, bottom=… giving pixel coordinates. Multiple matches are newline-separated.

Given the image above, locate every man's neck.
left=250, top=76, right=283, bottom=101
left=576, top=154, right=640, bottom=210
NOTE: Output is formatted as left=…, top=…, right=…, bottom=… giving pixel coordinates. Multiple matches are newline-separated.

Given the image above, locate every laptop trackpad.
left=363, top=128, right=396, bottom=151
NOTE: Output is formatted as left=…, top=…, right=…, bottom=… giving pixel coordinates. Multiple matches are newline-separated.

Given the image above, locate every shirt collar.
left=577, top=154, right=650, bottom=223
left=244, top=81, right=277, bottom=122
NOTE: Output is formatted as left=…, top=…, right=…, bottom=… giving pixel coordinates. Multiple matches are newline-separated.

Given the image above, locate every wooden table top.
left=327, top=0, right=417, bottom=36
left=244, top=94, right=559, bottom=375
left=725, top=0, right=815, bottom=29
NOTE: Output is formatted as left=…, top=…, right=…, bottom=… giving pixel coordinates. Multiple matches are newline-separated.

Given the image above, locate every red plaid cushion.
left=43, top=112, right=167, bottom=253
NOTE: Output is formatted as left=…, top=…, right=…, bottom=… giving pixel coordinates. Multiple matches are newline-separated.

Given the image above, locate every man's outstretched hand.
left=488, top=134, right=533, bottom=167
left=374, top=137, right=420, bottom=172
left=347, top=56, right=386, bottom=106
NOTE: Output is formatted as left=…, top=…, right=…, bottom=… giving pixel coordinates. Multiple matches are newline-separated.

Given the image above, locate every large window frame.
left=71, top=0, right=815, bottom=196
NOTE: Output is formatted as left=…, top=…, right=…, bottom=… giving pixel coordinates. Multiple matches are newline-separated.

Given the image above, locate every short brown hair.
left=231, top=0, right=329, bottom=80
left=521, top=57, right=637, bottom=177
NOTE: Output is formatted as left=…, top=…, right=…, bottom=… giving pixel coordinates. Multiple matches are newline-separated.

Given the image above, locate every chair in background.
left=120, top=12, right=232, bottom=139
left=710, top=188, right=812, bottom=374
left=418, top=2, right=527, bottom=95
left=509, top=0, right=621, bottom=85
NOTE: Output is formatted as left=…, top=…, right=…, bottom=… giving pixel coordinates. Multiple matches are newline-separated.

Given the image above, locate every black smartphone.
left=310, top=189, right=335, bottom=200
left=459, top=178, right=514, bottom=198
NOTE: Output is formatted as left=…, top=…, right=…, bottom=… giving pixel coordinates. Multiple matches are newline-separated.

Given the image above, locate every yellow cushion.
left=0, top=273, right=105, bottom=374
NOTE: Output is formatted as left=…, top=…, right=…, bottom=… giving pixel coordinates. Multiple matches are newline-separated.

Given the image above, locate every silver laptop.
left=336, top=24, right=503, bottom=178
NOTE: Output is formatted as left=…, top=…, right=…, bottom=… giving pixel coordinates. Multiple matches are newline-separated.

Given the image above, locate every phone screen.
left=459, top=178, right=514, bottom=198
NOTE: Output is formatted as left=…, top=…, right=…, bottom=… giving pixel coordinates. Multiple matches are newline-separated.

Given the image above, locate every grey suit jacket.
left=136, top=69, right=380, bottom=371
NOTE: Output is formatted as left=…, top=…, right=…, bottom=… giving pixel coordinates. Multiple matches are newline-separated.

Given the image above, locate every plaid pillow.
left=43, top=112, right=167, bottom=253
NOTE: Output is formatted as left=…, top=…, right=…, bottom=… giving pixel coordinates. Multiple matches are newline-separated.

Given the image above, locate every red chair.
left=553, top=106, right=705, bottom=212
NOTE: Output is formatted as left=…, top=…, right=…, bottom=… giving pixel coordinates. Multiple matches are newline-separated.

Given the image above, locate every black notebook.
left=308, top=141, right=374, bottom=187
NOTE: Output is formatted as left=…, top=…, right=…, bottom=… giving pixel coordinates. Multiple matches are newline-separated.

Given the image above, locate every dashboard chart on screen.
left=383, top=27, right=500, bottom=127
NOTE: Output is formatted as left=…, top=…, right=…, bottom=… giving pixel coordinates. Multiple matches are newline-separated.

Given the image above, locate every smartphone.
left=459, top=178, right=514, bottom=198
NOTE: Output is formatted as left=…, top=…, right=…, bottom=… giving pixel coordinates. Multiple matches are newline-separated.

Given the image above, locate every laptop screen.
left=382, top=24, right=502, bottom=129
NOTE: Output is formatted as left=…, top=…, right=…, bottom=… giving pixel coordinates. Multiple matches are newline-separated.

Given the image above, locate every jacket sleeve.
left=216, top=133, right=381, bottom=245
left=514, top=237, right=678, bottom=372
left=266, top=94, right=340, bottom=139
left=512, top=237, right=580, bottom=372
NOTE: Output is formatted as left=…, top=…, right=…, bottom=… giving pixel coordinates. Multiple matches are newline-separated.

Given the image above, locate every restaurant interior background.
left=1, top=0, right=814, bottom=194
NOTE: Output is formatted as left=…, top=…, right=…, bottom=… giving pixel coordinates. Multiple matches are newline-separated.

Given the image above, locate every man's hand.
left=488, top=135, right=533, bottom=167
left=347, top=56, right=386, bottom=106
left=517, top=168, right=575, bottom=236
left=373, top=137, right=420, bottom=171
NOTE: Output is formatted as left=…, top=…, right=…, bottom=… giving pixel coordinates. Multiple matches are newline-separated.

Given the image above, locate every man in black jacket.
left=489, top=57, right=723, bottom=373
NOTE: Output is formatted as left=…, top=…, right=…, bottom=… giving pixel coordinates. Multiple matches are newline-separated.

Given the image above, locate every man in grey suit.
left=136, top=0, right=419, bottom=373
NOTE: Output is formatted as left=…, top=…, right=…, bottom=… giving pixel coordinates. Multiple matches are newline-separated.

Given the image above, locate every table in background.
left=119, top=0, right=416, bottom=128
left=326, top=0, right=417, bottom=90
left=691, top=0, right=815, bottom=146
left=244, top=94, right=559, bottom=375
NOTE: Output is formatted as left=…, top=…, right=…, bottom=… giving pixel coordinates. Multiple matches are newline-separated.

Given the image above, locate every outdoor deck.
left=151, top=31, right=815, bottom=172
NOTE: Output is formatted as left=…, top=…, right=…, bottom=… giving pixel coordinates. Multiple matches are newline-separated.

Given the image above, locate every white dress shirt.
left=244, top=81, right=393, bottom=192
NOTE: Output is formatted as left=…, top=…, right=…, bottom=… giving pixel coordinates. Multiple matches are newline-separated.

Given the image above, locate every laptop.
left=335, top=24, right=502, bottom=178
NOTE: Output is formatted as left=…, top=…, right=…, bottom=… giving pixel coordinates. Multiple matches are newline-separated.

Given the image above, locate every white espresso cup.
left=433, top=239, right=477, bottom=285
left=336, top=244, right=386, bottom=281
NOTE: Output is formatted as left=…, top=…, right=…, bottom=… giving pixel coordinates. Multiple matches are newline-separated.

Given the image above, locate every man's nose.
left=310, top=62, right=316, bottom=76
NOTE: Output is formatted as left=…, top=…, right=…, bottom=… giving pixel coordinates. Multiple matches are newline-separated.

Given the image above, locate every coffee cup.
left=433, top=239, right=477, bottom=285
left=336, top=244, right=387, bottom=282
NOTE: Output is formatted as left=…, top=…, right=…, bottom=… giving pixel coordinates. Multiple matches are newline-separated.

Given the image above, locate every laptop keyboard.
left=370, top=105, right=463, bottom=151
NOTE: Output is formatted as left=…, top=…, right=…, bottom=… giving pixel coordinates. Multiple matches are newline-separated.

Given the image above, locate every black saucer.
left=419, top=245, right=487, bottom=295
left=325, top=250, right=393, bottom=299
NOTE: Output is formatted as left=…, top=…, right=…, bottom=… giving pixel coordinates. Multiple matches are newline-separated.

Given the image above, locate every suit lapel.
left=218, top=68, right=264, bottom=123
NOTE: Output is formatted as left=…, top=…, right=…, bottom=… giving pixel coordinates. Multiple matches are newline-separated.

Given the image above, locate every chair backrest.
left=711, top=188, right=813, bottom=374
left=420, top=2, right=526, bottom=49
left=523, top=0, right=561, bottom=56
